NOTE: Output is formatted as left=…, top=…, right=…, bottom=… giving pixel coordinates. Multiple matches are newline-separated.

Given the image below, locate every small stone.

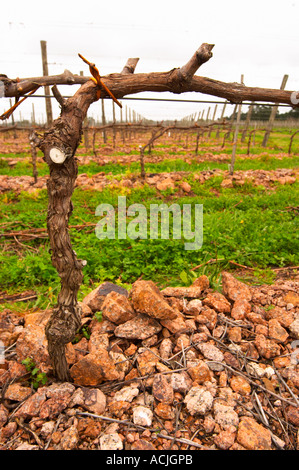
left=223, top=351, right=240, bottom=369
left=180, top=181, right=192, bottom=192
left=213, top=401, right=239, bottom=429
left=142, top=334, right=158, bottom=347
left=152, top=373, right=174, bottom=404
left=228, top=326, right=242, bottom=343
left=133, top=406, right=153, bottom=427
left=0, top=404, right=9, bottom=428
left=131, top=439, right=157, bottom=450
left=40, top=421, right=56, bottom=439
left=231, top=299, right=251, bottom=320
left=197, top=343, right=224, bottom=370
left=40, top=383, right=75, bottom=419
left=4, top=383, right=32, bottom=402
left=114, top=386, right=139, bottom=403
left=156, top=178, right=175, bottom=191
left=203, top=414, right=215, bottom=433
left=230, top=375, right=251, bottom=395
left=184, top=386, right=214, bottom=416
left=221, top=178, right=234, bottom=188
left=286, top=406, right=299, bottom=427
left=268, top=319, right=289, bottom=343
left=159, top=338, right=173, bottom=361
left=70, top=350, right=120, bottom=386
left=192, top=275, right=210, bottom=291
left=100, top=432, right=123, bottom=450
left=160, top=313, right=187, bottom=334
left=45, top=382, right=75, bottom=399
left=184, top=299, right=202, bottom=316
left=154, top=402, right=175, bottom=420
left=265, top=306, right=294, bottom=328
left=24, top=310, right=51, bottom=328
left=90, top=318, right=116, bottom=334
left=195, top=308, right=217, bottom=330
left=124, top=343, right=138, bottom=356
left=273, top=356, right=291, bottom=369
left=221, top=271, right=252, bottom=302
left=137, top=348, right=159, bottom=376
left=15, top=324, right=51, bottom=373
left=81, top=387, right=106, bottom=414
left=283, top=292, right=299, bottom=307
left=14, top=388, right=47, bottom=419
left=59, top=424, right=79, bottom=451
left=255, top=324, right=269, bottom=336
left=82, top=282, right=128, bottom=312
left=0, top=421, right=17, bottom=440
left=161, top=285, right=204, bottom=299
left=289, top=318, right=299, bottom=339
left=187, top=359, right=212, bottom=384
left=214, top=429, right=236, bottom=450
left=88, top=331, right=109, bottom=354
left=15, top=443, right=39, bottom=450
left=245, top=311, right=267, bottom=325
left=174, top=333, right=190, bottom=353
left=101, top=291, right=136, bottom=325
left=78, top=301, right=93, bottom=318
left=130, top=280, right=177, bottom=320
left=254, top=334, right=281, bottom=359
left=237, top=417, right=272, bottom=450
left=170, top=371, right=193, bottom=394
left=203, top=292, right=231, bottom=313
left=114, top=313, right=162, bottom=340
left=109, top=400, right=131, bottom=418
left=110, top=350, right=130, bottom=380
left=77, top=417, right=101, bottom=439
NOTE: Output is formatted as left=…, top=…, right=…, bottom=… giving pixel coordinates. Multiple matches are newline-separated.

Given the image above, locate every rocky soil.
left=0, top=167, right=298, bottom=195
left=0, top=272, right=298, bottom=451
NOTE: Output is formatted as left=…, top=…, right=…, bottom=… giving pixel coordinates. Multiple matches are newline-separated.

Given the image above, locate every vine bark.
left=38, top=81, right=98, bottom=380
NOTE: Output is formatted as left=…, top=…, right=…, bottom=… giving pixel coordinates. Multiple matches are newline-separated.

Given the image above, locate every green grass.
left=0, top=178, right=298, bottom=312
left=1, top=153, right=298, bottom=178
left=0, top=127, right=298, bottom=313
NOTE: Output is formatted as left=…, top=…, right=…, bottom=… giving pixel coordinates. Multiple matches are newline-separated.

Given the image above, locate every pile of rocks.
left=0, top=272, right=298, bottom=450
left=0, top=167, right=298, bottom=195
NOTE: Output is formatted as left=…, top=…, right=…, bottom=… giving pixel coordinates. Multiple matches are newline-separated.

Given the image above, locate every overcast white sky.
left=1, top=0, right=299, bottom=122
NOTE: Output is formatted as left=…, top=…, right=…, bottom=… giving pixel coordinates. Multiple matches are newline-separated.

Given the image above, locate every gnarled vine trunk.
left=38, top=81, right=98, bottom=380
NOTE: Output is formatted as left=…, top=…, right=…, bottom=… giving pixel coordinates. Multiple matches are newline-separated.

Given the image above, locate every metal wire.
left=29, top=94, right=294, bottom=108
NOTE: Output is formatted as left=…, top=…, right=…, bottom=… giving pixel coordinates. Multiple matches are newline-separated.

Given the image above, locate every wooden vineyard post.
left=40, top=40, right=53, bottom=126
left=262, top=74, right=288, bottom=147
left=208, top=104, right=217, bottom=136
left=101, top=98, right=107, bottom=143
left=216, top=101, right=227, bottom=139
left=112, top=101, right=116, bottom=148
left=229, top=103, right=242, bottom=175
left=9, top=99, right=17, bottom=139
left=29, top=131, right=39, bottom=184
left=241, top=102, right=254, bottom=142
left=80, top=71, right=90, bottom=151
left=229, top=75, right=244, bottom=174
